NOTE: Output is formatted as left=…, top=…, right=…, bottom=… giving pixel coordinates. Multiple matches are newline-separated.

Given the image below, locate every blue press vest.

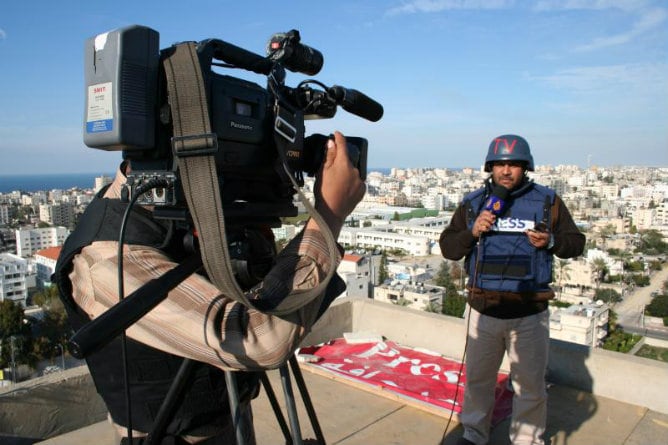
left=464, top=181, right=555, bottom=293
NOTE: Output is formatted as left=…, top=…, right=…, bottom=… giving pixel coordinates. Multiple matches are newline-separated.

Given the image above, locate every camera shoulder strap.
left=163, top=41, right=338, bottom=315
left=163, top=41, right=250, bottom=308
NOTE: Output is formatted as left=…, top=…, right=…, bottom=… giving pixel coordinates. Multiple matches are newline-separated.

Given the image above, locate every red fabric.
left=300, top=338, right=513, bottom=425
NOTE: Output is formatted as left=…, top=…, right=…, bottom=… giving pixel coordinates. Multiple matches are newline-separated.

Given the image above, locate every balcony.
left=2, top=298, right=668, bottom=445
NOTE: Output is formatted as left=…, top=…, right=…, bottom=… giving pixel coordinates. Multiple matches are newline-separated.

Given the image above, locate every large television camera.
left=83, top=25, right=383, bottom=229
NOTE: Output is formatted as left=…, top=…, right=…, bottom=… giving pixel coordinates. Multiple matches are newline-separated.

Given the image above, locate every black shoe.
left=456, top=438, right=476, bottom=445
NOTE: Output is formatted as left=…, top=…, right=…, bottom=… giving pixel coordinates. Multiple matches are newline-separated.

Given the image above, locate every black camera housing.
left=84, top=25, right=378, bottom=228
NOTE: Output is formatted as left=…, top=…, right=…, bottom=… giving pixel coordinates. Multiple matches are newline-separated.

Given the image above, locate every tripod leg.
left=225, top=371, right=251, bottom=445
left=280, top=365, right=303, bottom=445
left=289, top=356, right=326, bottom=445
left=260, top=372, right=293, bottom=444
left=145, top=358, right=196, bottom=445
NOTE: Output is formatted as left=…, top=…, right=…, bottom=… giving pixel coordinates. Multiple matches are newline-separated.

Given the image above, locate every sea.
left=0, top=173, right=115, bottom=193
left=0, top=168, right=393, bottom=194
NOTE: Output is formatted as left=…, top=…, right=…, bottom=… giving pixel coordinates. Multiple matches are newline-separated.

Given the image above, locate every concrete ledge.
left=307, top=298, right=668, bottom=415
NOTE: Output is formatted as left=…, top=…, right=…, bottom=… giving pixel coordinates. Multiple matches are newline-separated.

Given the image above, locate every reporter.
left=439, top=134, right=584, bottom=445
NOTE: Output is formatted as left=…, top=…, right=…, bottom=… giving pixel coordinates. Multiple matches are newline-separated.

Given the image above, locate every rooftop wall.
left=304, top=298, right=668, bottom=415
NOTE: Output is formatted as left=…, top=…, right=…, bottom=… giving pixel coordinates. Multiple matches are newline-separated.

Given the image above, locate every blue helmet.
left=484, top=134, right=534, bottom=172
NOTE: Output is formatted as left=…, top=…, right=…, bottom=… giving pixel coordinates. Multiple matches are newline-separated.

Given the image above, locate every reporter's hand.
left=526, top=228, right=551, bottom=249
left=472, top=210, right=496, bottom=238
left=308, top=131, right=366, bottom=237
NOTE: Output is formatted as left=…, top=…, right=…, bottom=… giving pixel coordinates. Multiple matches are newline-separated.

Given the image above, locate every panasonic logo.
left=230, top=121, right=253, bottom=131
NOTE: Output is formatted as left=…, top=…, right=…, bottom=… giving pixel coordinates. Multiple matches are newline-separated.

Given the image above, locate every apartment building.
left=15, top=226, right=69, bottom=258
left=39, top=203, right=75, bottom=228
left=34, top=246, right=61, bottom=289
left=550, top=302, right=610, bottom=348
left=373, top=281, right=443, bottom=310
left=0, top=252, right=28, bottom=307
left=339, top=227, right=431, bottom=256
left=336, top=253, right=381, bottom=299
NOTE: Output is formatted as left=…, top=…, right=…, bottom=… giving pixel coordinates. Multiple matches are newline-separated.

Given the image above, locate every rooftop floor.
left=4, top=297, right=666, bottom=445
left=35, top=363, right=668, bottom=445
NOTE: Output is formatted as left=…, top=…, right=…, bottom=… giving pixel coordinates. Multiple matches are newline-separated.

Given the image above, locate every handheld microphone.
left=483, top=185, right=509, bottom=216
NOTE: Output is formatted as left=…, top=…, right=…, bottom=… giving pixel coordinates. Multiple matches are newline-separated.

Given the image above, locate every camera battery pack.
left=83, top=25, right=159, bottom=151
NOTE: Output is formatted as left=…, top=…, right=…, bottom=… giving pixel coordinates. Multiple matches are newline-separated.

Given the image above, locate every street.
left=615, top=264, right=668, bottom=339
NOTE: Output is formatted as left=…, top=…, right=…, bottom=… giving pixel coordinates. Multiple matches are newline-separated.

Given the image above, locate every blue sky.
left=0, top=0, right=666, bottom=175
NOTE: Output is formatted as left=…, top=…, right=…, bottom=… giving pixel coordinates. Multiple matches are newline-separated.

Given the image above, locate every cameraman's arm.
left=71, top=233, right=340, bottom=371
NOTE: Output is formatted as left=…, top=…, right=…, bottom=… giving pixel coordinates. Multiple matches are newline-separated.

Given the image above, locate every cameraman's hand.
left=308, top=131, right=366, bottom=238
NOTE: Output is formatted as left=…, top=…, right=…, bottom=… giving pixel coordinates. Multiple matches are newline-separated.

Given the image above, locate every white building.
left=95, top=175, right=113, bottom=192
left=272, top=224, right=298, bottom=241
left=338, top=228, right=431, bottom=256
left=549, top=302, right=609, bottom=348
left=39, top=203, right=75, bottom=228
left=0, top=205, right=9, bottom=225
left=15, top=227, right=69, bottom=258
left=336, top=253, right=381, bottom=299
left=34, top=246, right=61, bottom=289
left=0, top=252, right=29, bottom=307
left=373, top=281, right=443, bottom=310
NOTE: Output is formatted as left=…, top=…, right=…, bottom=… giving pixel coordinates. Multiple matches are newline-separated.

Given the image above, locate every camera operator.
left=55, top=131, right=365, bottom=445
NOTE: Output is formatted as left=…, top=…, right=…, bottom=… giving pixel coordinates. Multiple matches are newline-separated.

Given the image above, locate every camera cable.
left=441, top=225, right=486, bottom=442
left=116, top=178, right=169, bottom=444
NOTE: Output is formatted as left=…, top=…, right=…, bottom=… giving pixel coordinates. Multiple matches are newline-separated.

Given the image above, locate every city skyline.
left=1, top=1, right=667, bottom=175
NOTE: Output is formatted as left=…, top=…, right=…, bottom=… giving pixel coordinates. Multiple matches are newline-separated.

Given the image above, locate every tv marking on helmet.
left=493, top=137, right=517, bottom=155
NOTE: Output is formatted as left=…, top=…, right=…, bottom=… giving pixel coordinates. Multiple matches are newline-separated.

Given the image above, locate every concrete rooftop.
left=2, top=298, right=668, bottom=445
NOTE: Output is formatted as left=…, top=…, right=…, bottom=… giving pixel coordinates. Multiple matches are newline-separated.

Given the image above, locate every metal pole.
left=10, top=336, right=17, bottom=384
left=56, top=343, right=65, bottom=371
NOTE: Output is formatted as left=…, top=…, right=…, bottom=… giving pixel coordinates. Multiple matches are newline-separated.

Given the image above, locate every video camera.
left=83, top=25, right=383, bottom=229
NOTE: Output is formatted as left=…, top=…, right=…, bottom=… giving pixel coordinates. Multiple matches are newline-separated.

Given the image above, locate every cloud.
left=0, top=28, right=6, bottom=40
left=533, top=0, right=649, bottom=13
left=532, top=1, right=667, bottom=52
left=574, top=7, right=667, bottom=52
left=386, top=0, right=514, bottom=16
left=529, top=63, right=667, bottom=93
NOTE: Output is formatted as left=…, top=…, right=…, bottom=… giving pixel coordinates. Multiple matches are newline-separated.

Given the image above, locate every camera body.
left=84, top=25, right=378, bottom=228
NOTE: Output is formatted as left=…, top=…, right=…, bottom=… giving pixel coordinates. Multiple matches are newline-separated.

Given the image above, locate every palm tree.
left=615, top=249, right=632, bottom=297
left=599, top=223, right=616, bottom=249
left=591, top=258, right=608, bottom=290
left=555, top=259, right=571, bottom=300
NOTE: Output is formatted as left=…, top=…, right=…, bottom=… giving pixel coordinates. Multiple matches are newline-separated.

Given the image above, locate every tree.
left=442, top=293, right=466, bottom=318
left=0, top=300, right=35, bottom=369
left=378, top=252, right=389, bottom=283
left=555, top=259, right=571, bottom=299
left=599, top=224, right=616, bottom=248
left=433, top=262, right=452, bottom=288
left=638, top=229, right=668, bottom=255
left=591, top=258, right=608, bottom=289
left=594, top=288, right=622, bottom=304
left=602, top=311, right=642, bottom=352
left=645, top=295, right=668, bottom=318
left=434, top=262, right=466, bottom=317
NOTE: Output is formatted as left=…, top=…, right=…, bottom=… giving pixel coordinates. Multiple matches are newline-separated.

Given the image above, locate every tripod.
left=69, top=253, right=326, bottom=445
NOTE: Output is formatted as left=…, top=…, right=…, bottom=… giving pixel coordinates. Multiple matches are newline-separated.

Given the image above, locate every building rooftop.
left=3, top=298, right=668, bottom=445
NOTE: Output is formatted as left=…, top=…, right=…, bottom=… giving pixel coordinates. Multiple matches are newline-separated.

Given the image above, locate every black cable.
left=117, top=178, right=169, bottom=444
left=441, top=236, right=485, bottom=443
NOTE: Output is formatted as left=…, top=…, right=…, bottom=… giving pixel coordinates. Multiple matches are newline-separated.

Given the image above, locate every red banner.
left=299, top=338, right=513, bottom=425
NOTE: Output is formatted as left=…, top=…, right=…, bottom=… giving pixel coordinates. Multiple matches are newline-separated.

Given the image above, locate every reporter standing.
left=439, top=134, right=585, bottom=445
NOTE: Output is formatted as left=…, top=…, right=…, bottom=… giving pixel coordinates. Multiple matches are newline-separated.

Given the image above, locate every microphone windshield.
left=484, top=185, right=509, bottom=216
